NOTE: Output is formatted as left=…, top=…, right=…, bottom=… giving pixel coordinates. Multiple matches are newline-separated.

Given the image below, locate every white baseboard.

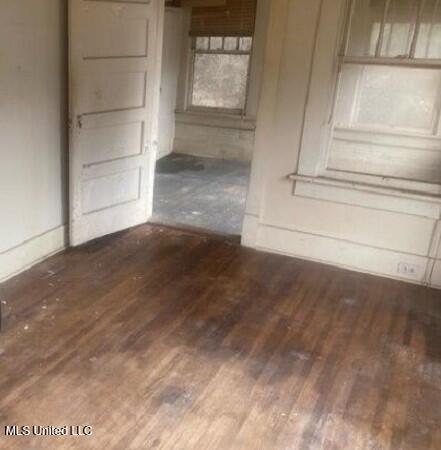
left=250, top=222, right=441, bottom=288
left=0, top=225, right=67, bottom=282
left=2, top=220, right=439, bottom=290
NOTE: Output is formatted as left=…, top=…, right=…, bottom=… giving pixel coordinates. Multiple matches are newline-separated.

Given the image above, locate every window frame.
left=296, top=0, right=441, bottom=193
left=187, top=35, right=253, bottom=115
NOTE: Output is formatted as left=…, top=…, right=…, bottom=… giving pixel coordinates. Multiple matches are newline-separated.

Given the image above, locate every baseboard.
left=2, top=221, right=439, bottom=289
left=0, top=225, right=67, bottom=283
left=251, top=222, right=441, bottom=288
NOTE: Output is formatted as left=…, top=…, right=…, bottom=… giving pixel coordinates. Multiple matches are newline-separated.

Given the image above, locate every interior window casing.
left=296, top=0, right=441, bottom=191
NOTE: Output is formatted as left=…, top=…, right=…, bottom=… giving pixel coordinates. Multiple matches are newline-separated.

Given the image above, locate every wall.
left=158, top=7, right=183, bottom=159
left=0, top=0, right=68, bottom=281
left=243, top=0, right=441, bottom=288
left=173, top=0, right=270, bottom=162
left=173, top=111, right=256, bottom=161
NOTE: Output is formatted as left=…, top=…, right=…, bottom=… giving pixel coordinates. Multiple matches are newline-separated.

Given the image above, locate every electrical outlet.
left=397, top=262, right=420, bottom=277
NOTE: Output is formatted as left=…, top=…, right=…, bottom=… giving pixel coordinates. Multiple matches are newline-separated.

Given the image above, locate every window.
left=299, top=0, right=441, bottom=187
left=189, top=36, right=253, bottom=114
left=331, top=0, right=441, bottom=184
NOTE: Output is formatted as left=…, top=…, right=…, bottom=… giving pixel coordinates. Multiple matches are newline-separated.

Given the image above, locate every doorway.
left=152, top=2, right=258, bottom=237
left=68, top=0, right=263, bottom=246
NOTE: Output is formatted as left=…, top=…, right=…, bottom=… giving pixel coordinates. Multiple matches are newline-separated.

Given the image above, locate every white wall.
left=173, top=0, right=270, bottom=162
left=158, top=7, right=183, bottom=159
left=243, top=0, right=441, bottom=288
left=173, top=111, right=256, bottom=161
left=0, top=0, right=68, bottom=281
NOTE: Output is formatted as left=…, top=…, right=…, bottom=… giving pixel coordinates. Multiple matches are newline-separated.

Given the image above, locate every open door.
left=69, top=0, right=164, bottom=246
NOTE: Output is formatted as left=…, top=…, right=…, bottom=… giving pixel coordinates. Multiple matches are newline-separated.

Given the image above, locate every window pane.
left=346, top=0, right=385, bottom=57
left=192, top=54, right=250, bottom=110
left=380, top=0, right=419, bottom=57
left=224, top=37, right=238, bottom=51
left=331, top=64, right=441, bottom=182
left=196, top=37, right=209, bottom=51
left=346, top=0, right=420, bottom=58
left=209, top=37, right=223, bottom=50
left=239, top=37, right=253, bottom=52
left=336, top=64, right=441, bottom=133
left=415, top=0, right=441, bottom=58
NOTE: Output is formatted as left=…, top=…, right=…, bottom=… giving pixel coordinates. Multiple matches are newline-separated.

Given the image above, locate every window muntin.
left=189, top=36, right=252, bottom=113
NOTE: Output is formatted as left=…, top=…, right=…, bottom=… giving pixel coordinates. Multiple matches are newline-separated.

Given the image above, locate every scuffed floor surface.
left=0, top=224, right=440, bottom=450
left=152, top=153, right=250, bottom=236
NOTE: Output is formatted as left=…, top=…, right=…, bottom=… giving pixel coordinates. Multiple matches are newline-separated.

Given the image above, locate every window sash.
left=188, top=36, right=253, bottom=114
left=341, top=0, right=441, bottom=65
left=336, top=62, right=441, bottom=137
left=329, top=0, right=441, bottom=184
left=334, top=1, right=441, bottom=139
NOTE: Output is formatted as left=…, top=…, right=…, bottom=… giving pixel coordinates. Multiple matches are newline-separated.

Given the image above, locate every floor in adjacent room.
left=0, top=224, right=440, bottom=450
left=152, top=153, right=251, bottom=236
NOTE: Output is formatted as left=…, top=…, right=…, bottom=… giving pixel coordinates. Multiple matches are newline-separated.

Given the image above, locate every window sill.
left=288, top=173, right=441, bottom=203
left=175, top=109, right=256, bottom=131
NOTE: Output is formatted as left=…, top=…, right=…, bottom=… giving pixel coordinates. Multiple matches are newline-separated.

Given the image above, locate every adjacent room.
left=1, top=1, right=441, bottom=449
left=153, top=1, right=259, bottom=236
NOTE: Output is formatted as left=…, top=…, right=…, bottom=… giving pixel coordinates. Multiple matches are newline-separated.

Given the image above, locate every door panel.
left=82, top=168, right=141, bottom=214
left=80, top=70, right=147, bottom=114
left=81, top=122, right=144, bottom=165
left=69, top=0, right=164, bottom=245
left=82, top=6, right=149, bottom=59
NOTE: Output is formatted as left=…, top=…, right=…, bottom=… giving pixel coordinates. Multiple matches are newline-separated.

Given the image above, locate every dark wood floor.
left=0, top=225, right=440, bottom=450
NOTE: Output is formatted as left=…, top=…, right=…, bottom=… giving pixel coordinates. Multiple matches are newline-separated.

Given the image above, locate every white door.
left=69, top=0, right=164, bottom=246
